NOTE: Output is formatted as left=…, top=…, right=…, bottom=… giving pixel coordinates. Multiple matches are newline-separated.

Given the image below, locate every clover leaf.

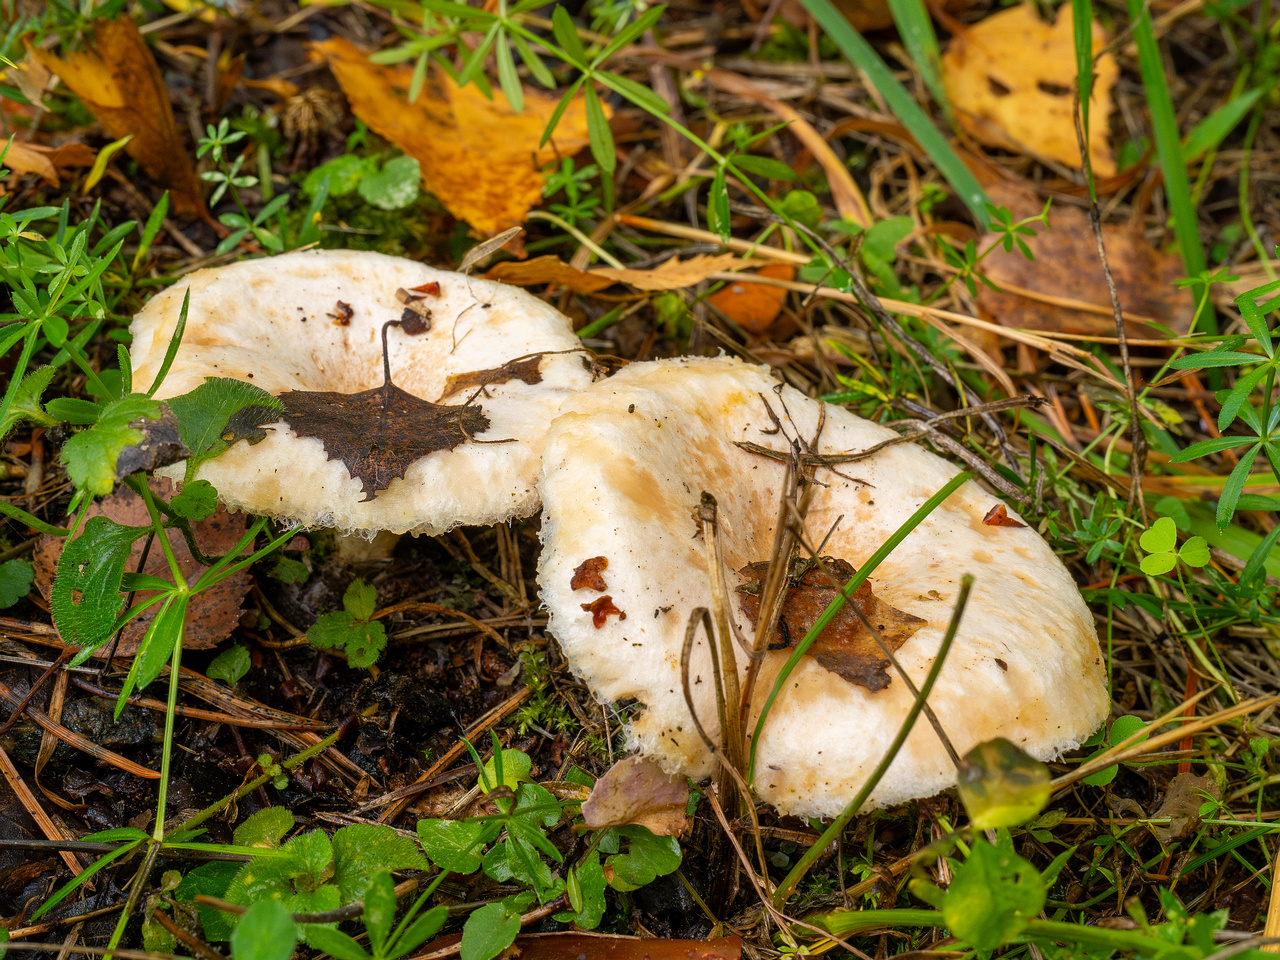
left=1139, top=517, right=1210, bottom=576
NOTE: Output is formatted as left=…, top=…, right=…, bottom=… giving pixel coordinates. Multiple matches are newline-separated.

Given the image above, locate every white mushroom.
left=129, top=249, right=595, bottom=538
left=537, top=356, right=1107, bottom=818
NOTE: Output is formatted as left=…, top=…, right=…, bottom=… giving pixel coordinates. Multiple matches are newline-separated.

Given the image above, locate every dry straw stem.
left=1051, top=689, right=1280, bottom=791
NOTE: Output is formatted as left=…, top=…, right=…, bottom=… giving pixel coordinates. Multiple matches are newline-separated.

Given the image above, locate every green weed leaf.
left=306, top=927, right=369, bottom=960
left=416, top=818, right=490, bottom=874
left=1140, top=553, right=1178, bottom=576
left=391, top=906, right=447, bottom=957
left=0, top=559, right=34, bottom=608
left=167, top=377, right=283, bottom=477
left=460, top=901, right=521, bottom=960
left=1139, top=517, right=1177, bottom=554
left=61, top=393, right=162, bottom=495
left=732, top=154, right=796, bottom=181
left=480, top=749, right=532, bottom=793
left=51, top=517, right=147, bottom=657
left=943, top=838, right=1045, bottom=951
left=208, top=645, right=251, bottom=685
left=171, top=478, right=218, bottom=521
left=231, top=901, right=297, bottom=960
left=358, top=156, right=421, bottom=211
left=344, top=580, right=378, bottom=621
left=0, top=365, right=58, bottom=438
left=234, top=808, right=295, bottom=849
left=362, top=872, right=397, bottom=956
left=331, top=824, right=429, bottom=905
left=1177, top=536, right=1211, bottom=567
left=303, top=155, right=371, bottom=198
left=603, top=826, right=681, bottom=891
left=956, top=738, right=1050, bottom=830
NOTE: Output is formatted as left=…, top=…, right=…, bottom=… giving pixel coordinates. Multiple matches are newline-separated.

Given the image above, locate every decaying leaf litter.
left=1, top=0, right=1280, bottom=958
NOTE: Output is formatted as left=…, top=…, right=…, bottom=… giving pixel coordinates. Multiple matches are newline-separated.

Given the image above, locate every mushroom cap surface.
left=130, top=249, right=594, bottom=536
left=537, top=357, right=1107, bottom=818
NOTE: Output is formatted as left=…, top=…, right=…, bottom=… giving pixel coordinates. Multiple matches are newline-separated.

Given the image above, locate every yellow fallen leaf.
left=591, top=254, right=744, bottom=291
left=314, top=37, right=597, bottom=235
left=28, top=18, right=205, bottom=216
left=2, top=139, right=95, bottom=187
left=942, top=4, right=1116, bottom=175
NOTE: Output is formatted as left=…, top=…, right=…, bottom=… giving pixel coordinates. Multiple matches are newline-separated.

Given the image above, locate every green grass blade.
left=1071, top=0, right=1095, bottom=199
left=1125, top=0, right=1210, bottom=328
left=1182, top=88, right=1261, bottom=163
left=748, top=469, right=973, bottom=782
left=800, top=0, right=988, bottom=221
left=886, top=0, right=949, bottom=118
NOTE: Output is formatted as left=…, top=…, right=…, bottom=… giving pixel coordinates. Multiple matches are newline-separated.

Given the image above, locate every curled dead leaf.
left=1149, top=772, right=1220, bottom=844
left=485, top=255, right=614, bottom=293
left=580, top=755, right=690, bottom=837
left=313, top=37, right=596, bottom=235
left=590, top=254, right=743, bottom=291
left=28, top=19, right=204, bottom=216
left=2, top=141, right=95, bottom=187
left=943, top=5, right=1116, bottom=175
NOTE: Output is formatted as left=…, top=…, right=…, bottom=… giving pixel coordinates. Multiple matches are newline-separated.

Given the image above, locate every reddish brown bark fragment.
left=571, top=556, right=609, bottom=592
left=582, top=595, right=625, bottom=628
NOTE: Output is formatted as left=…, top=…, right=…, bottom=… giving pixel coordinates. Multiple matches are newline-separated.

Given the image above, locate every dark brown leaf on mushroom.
left=982, top=504, right=1026, bottom=527
left=331, top=300, right=354, bottom=325
left=221, top=404, right=282, bottom=447
left=571, top=556, right=609, bottom=592
left=278, top=382, right=489, bottom=501
left=440, top=356, right=544, bottom=400
left=737, top=558, right=926, bottom=692
left=581, top=756, right=690, bottom=836
left=582, top=595, right=625, bottom=628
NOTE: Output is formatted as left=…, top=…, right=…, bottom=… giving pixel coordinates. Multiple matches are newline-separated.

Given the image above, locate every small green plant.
left=302, top=152, right=422, bottom=212
left=1139, top=516, right=1211, bottom=575
left=307, top=579, right=388, bottom=668
left=198, top=119, right=329, bottom=254
left=1077, top=715, right=1148, bottom=787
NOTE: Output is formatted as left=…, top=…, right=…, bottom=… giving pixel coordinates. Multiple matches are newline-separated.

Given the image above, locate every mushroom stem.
left=773, top=575, right=974, bottom=910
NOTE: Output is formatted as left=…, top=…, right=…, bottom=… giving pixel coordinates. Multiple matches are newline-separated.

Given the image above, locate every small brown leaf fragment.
left=114, top=408, right=190, bottom=478
left=399, top=308, right=431, bottom=335
left=397, top=282, right=441, bottom=302
left=582, top=595, right=625, bottom=629
left=1149, top=772, right=1220, bottom=844
left=278, top=382, right=489, bottom=501
left=581, top=756, right=690, bottom=837
left=441, top=356, right=543, bottom=399
left=982, top=504, right=1026, bottom=528
left=737, top=558, right=926, bottom=692
left=331, top=301, right=354, bottom=326
left=571, top=556, right=609, bottom=592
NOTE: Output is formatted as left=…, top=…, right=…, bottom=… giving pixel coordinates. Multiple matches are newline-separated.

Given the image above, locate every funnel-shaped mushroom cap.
left=537, top=357, right=1106, bottom=818
left=130, top=249, right=594, bottom=537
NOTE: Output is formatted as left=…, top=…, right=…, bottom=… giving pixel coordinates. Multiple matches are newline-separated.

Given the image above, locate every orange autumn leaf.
left=2, top=140, right=95, bottom=187
left=28, top=18, right=204, bottom=216
left=706, top=262, right=795, bottom=335
left=942, top=5, right=1117, bottom=175
left=314, top=37, right=597, bottom=235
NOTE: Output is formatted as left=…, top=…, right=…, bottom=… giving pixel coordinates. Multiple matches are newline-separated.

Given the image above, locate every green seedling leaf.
left=171, top=478, right=218, bottom=521
left=1081, top=715, right=1149, bottom=786
left=417, top=818, right=491, bottom=874
left=47, top=398, right=104, bottom=425
left=604, top=826, right=682, bottom=892
left=167, top=377, right=283, bottom=478
left=480, top=748, right=532, bottom=793
left=731, top=154, right=796, bottom=181
left=231, top=901, right=297, bottom=960
left=122, top=592, right=188, bottom=703
left=331, top=823, right=429, bottom=905
left=1140, top=552, right=1178, bottom=576
left=358, top=156, right=421, bottom=211
left=392, top=905, right=447, bottom=957
left=956, top=738, right=1051, bottom=830
left=1177, top=536, right=1211, bottom=567
left=0, top=365, right=58, bottom=438
left=208, top=645, right=251, bottom=685
left=344, top=580, right=378, bottom=620
left=778, top=188, right=822, bottom=230
left=0, top=559, right=34, bottom=608
left=944, top=838, right=1045, bottom=951
left=234, top=807, right=295, bottom=849
left=51, top=517, right=148, bottom=657
left=271, top=557, right=310, bottom=584
left=303, top=155, right=373, bottom=198
left=460, top=901, right=521, bottom=960
left=557, top=854, right=606, bottom=929
left=61, top=393, right=163, bottom=495
left=362, top=871, right=397, bottom=956
left=583, top=84, right=615, bottom=175
left=306, top=927, right=369, bottom=960
left=707, top=165, right=730, bottom=240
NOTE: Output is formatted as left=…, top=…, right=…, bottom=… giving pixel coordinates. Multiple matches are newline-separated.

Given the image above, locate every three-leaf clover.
left=1139, top=517, right=1210, bottom=576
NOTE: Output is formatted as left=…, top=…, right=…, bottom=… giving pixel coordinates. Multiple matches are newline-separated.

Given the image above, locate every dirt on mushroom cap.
left=128, top=249, right=595, bottom=537
left=536, top=356, right=1107, bottom=818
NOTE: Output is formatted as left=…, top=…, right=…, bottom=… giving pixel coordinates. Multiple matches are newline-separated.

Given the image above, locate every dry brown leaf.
left=2, top=141, right=95, bottom=187
left=580, top=756, right=690, bottom=837
left=1149, top=772, right=1219, bottom=844
left=943, top=5, right=1117, bottom=175
left=314, top=37, right=596, bottom=235
left=976, top=180, right=1194, bottom=336
left=28, top=19, right=204, bottom=216
left=706, top=262, right=795, bottom=335
left=485, top=255, right=614, bottom=293
left=591, top=253, right=742, bottom=291
left=33, top=478, right=250, bottom=654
